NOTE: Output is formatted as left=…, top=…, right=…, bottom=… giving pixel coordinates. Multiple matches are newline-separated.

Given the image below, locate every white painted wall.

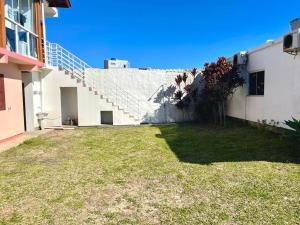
left=227, top=39, right=300, bottom=127
left=41, top=69, right=101, bottom=127
left=86, top=68, right=193, bottom=124
left=38, top=67, right=193, bottom=127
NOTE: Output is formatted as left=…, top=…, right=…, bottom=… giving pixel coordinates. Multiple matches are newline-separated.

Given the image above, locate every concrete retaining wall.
left=86, top=68, right=194, bottom=124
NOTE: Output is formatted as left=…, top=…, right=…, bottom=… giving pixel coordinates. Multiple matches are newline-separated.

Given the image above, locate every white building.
left=104, top=58, right=130, bottom=69
left=0, top=0, right=71, bottom=142
left=227, top=19, right=300, bottom=127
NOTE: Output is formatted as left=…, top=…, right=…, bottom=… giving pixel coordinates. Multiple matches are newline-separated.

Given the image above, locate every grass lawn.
left=0, top=123, right=299, bottom=224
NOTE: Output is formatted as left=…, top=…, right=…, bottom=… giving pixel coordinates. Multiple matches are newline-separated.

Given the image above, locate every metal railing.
left=45, top=41, right=140, bottom=120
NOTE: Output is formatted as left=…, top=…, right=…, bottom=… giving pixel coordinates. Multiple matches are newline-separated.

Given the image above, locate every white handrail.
left=45, top=41, right=140, bottom=120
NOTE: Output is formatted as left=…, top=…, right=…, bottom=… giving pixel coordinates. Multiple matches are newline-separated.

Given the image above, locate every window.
left=249, top=71, right=265, bottom=95
left=5, top=0, right=35, bottom=32
left=4, top=0, right=37, bottom=58
left=0, top=75, right=6, bottom=111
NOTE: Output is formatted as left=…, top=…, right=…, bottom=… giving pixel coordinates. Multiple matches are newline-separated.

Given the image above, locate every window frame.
left=4, top=0, right=39, bottom=59
left=0, top=74, right=6, bottom=111
left=248, top=70, right=265, bottom=96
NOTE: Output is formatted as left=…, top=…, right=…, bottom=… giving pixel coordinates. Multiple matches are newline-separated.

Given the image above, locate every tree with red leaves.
left=200, top=57, right=245, bottom=125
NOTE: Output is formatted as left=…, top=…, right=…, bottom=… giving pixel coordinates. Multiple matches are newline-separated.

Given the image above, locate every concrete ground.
left=0, top=129, right=53, bottom=153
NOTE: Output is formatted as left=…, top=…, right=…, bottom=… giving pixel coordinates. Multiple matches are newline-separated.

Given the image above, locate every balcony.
left=0, top=1, right=44, bottom=70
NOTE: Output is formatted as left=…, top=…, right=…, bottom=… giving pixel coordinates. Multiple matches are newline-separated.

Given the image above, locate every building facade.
left=227, top=27, right=300, bottom=127
left=0, top=0, right=70, bottom=142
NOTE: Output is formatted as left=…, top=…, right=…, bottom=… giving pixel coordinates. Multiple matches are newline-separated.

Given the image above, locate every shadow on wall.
left=141, top=74, right=202, bottom=124
left=154, top=123, right=300, bottom=164
left=141, top=85, right=188, bottom=124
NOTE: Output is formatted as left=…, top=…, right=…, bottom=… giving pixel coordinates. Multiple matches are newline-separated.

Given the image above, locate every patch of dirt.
left=25, top=150, right=58, bottom=164
left=82, top=175, right=197, bottom=224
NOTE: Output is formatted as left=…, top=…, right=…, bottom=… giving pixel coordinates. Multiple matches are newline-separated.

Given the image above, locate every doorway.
left=60, top=87, right=78, bottom=126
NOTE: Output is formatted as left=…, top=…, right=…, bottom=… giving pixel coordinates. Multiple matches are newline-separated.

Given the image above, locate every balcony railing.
left=46, top=42, right=91, bottom=73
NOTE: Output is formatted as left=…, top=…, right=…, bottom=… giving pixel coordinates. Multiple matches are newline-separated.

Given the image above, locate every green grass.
left=0, top=123, right=299, bottom=225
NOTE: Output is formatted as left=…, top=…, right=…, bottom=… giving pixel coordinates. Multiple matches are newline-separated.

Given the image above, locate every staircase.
left=45, top=42, right=141, bottom=123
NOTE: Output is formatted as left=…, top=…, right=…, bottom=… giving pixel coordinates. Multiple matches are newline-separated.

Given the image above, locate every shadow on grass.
left=154, top=122, right=300, bottom=164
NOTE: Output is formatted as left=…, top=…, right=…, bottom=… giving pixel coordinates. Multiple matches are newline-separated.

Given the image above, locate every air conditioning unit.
left=233, top=52, right=248, bottom=66
left=283, top=29, right=300, bottom=53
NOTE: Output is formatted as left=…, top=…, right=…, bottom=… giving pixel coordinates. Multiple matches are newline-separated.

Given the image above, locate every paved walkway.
left=0, top=130, right=53, bottom=154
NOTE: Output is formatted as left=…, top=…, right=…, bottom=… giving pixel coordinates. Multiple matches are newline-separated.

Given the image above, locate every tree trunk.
left=218, top=103, right=223, bottom=126
left=213, top=105, right=217, bottom=125
left=222, top=101, right=226, bottom=127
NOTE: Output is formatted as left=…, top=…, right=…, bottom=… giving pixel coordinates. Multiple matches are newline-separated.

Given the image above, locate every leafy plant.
left=173, top=69, right=200, bottom=121
left=182, top=73, right=188, bottom=84
left=200, top=57, right=245, bottom=126
left=285, top=118, right=300, bottom=141
left=184, top=84, right=192, bottom=94
left=174, top=90, right=183, bottom=101
left=256, top=119, right=280, bottom=133
left=175, top=75, right=183, bottom=88
left=190, top=68, right=198, bottom=78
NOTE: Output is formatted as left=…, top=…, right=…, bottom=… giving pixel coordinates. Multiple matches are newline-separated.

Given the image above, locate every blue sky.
left=46, top=0, right=300, bottom=69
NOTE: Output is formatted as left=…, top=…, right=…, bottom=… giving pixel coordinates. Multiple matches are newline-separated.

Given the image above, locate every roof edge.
left=47, top=0, right=71, bottom=8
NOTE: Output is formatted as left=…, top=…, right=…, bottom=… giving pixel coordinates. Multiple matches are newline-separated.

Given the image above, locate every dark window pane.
left=257, top=71, right=265, bottom=95
left=29, top=34, right=38, bottom=58
left=249, top=71, right=265, bottom=96
left=249, top=73, right=257, bottom=95
left=5, top=20, right=16, bottom=52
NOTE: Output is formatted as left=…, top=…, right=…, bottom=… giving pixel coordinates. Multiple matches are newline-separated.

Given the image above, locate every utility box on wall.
left=101, top=111, right=113, bottom=125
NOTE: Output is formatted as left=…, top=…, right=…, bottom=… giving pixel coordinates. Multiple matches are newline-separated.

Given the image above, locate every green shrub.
left=285, top=118, right=300, bottom=141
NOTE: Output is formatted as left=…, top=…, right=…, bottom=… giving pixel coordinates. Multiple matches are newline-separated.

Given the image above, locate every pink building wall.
left=0, top=63, right=24, bottom=141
